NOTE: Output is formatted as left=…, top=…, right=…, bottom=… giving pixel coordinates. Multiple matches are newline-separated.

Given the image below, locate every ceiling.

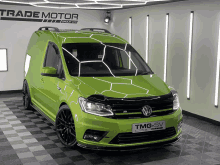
left=0, top=0, right=186, bottom=10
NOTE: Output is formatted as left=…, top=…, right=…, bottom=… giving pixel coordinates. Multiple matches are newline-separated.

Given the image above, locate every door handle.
left=40, top=78, right=44, bottom=83
left=57, top=86, right=61, bottom=90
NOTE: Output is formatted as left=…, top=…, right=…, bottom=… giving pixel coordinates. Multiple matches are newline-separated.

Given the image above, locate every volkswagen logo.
left=142, top=105, right=152, bottom=117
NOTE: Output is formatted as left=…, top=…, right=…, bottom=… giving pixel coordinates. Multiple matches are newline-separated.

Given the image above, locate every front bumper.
left=75, top=108, right=183, bottom=150
left=77, top=133, right=182, bottom=151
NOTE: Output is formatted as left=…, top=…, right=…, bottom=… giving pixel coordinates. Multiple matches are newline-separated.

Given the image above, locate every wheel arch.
left=23, top=79, right=33, bottom=98
left=59, top=102, right=68, bottom=109
left=59, top=102, right=73, bottom=115
left=58, top=100, right=82, bottom=122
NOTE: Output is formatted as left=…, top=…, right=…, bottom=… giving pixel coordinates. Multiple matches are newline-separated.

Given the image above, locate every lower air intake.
left=109, top=127, right=176, bottom=144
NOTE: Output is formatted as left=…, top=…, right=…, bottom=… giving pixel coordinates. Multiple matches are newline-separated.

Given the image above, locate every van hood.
left=71, top=74, right=171, bottom=98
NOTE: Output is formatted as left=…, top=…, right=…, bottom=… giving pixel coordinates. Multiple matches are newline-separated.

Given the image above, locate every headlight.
left=172, top=92, right=180, bottom=110
left=169, top=87, right=180, bottom=111
left=78, top=97, right=113, bottom=116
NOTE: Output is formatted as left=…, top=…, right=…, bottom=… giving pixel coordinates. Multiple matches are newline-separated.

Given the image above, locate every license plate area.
left=132, top=121, right=166, bottom=133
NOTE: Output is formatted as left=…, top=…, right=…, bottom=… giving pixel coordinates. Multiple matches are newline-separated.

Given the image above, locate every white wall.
left=0, top=4, right=106, bottom=92
left=108, top=0, right=220, bottom=122
left=2, top=0, right=220, bottom=122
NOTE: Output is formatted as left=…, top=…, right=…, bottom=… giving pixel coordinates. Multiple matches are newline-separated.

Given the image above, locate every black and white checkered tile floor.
left=1, top=95, right=220, bottom=165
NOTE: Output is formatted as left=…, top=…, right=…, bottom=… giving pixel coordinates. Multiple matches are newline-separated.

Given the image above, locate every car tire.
left=23, top=81, right=33, bottom=110
left=56, top=105, right=77, bottom=148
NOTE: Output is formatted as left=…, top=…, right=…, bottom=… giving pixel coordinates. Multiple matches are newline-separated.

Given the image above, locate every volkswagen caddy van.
left=23, top=26, right=183, bottom=151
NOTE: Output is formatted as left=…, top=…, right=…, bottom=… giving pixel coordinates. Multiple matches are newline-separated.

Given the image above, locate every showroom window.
left=0, top=49, right=8, bottom=71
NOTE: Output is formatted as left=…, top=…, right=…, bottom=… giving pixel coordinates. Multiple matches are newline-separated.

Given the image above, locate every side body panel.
left=24, top=32, right=39, bottom=99
left=25, top=31, right=84, bottom=122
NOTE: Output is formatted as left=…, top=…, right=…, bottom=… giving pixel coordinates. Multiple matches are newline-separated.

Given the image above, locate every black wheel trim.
left=56, top=109, right=76, bottom=146
left=23, top=84, right=27, bottom=107
left=25, top=91, right=29, bottom=109
left=23, top=83, right=33, bottom=110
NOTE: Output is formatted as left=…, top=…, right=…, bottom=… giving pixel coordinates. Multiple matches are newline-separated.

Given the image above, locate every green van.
left=23, top=27, right=183, bottom=150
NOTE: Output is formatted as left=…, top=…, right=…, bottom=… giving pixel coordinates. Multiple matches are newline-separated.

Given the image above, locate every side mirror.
left=41, top=67, right=59, bottom=77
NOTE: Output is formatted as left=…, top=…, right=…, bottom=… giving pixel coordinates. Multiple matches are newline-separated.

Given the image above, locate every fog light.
left=83, top=129, right=108, bottom=142
left=178, top=121, right=182, bottom=132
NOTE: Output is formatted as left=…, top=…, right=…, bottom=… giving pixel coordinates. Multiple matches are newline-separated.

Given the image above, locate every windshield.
left=62, top=43, right=154, bottom=77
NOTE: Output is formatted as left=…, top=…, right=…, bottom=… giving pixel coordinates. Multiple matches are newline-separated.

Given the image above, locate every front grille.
left=110, top=110, right=175, bottom=119
left=106, top=92, right=174, bottom=119
left=109, top=127, right=176, bottom=144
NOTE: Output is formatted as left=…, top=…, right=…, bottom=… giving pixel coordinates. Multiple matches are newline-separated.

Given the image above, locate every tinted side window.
left=63, top=49, right=79, bottom=76
left=44, top=43, right=60, bottom=71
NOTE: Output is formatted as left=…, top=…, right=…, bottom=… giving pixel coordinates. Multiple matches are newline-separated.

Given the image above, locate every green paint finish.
left=115, top=112, right=142, bottom=115
left=64, top=37, right=100, bottom=44
left=41, top=67, right=57, bottom=74
left=24, top=29, right=182, bottom=149
left=92, top=35, right=128, bottom=43
left=76, top=74, right=170, bottom=98
left=154, top=108, right=173, bottom=112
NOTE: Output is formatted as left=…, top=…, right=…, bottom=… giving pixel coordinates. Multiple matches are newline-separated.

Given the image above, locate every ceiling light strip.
left=76, top=6, right=122, bottom=10
left=2, top=0, right=29, bottom=4
left=129, top=17, right=132, bottom=45
left=31, top=4, right=77, bottom=9
left=146, top=15, right=149, bottom=63
left=129, top=17, right=132, bottom=69
left=2, top=0, right=148, bottom=9
left=214, top=18, right=220, bottom=107
left=187, top=11, right=194, bottom=100
left=164, top=13, right=169, bottom=82
left=95, top=2, right=146, bottom=6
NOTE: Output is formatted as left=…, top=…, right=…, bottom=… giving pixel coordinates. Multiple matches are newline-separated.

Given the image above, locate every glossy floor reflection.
left=0, top=95, right=220, bottom=165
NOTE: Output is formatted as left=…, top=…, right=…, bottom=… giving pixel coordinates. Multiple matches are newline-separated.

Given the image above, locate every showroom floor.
left=0, top=93, right=220, bottom=165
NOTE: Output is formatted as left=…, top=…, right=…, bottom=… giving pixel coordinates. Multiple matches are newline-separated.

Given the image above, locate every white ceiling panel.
left=47, top=0, right=95, bottom=4
left=97, top=1, right=146, bottom=6
left=32, top=3, right=77, bottom=9
left=0, top=0, right=186, bottom=10
left=77, top=3, right=122, bottom=9
left=1, top=0, right=44, bottom=4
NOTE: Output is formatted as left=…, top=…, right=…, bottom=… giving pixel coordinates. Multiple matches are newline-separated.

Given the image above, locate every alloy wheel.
left=56, top=109, right=77, bottom=146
